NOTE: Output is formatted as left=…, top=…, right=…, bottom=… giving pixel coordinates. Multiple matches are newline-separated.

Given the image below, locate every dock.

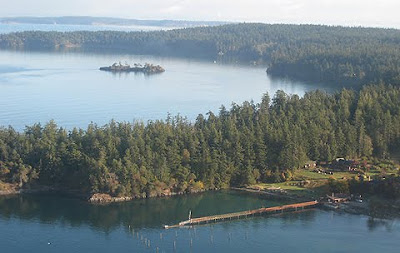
left=164, top=201, right=319, bottom=229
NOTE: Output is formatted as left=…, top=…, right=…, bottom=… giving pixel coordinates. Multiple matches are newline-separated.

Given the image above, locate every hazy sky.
left=1, top=0, right=400, bottom=28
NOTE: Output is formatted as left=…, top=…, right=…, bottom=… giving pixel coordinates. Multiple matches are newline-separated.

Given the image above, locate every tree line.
left=1, top=85, right=400, bottom=197
left=1, top=23, right=400, bottom=85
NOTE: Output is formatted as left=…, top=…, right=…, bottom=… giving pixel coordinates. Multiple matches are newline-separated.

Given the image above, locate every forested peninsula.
left=1, top=85, right=400, bottom=200
left=1, top=23, right=400, bottom=85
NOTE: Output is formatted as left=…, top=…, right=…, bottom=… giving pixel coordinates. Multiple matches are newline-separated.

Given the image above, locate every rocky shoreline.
left=0, top=182, right=206, bottom=204
left=88, top=189, right=207, bottom=204
left=88, top=193, right=133, bottom=203
left=0, top=185, right=58, bottom=196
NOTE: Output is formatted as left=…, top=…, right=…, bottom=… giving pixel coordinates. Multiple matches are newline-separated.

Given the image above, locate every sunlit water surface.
left=0, top=50, right=335, bottom=130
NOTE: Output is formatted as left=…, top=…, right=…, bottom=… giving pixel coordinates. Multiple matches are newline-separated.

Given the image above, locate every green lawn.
left=294, top=168, right=382, bottom=181
left=250, top=165, right=396, bottom=200
left=252, top=180, right=328, bottom=200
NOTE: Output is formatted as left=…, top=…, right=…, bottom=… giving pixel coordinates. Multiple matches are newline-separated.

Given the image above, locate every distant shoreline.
left=1, top=23, right=399, bottom=86
left=0, top=16, right=229, bottom=28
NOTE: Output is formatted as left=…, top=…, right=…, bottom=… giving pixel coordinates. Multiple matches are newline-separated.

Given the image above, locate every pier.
left=164, top=201, right=319, bottom=229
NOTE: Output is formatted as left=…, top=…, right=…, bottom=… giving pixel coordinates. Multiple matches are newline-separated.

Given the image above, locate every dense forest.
left=1, top=23, right=400, bottom=85
left=1, top=85, right=400, bottom=198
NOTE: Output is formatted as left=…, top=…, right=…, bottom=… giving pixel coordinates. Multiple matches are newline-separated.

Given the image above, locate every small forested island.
left=100, top=62, right=165, bottom=74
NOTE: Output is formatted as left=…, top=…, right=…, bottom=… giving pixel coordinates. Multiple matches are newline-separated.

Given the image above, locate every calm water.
left=0, top=192, right=399, bottom=253
left=0, top=25, right=397, bottom=253
left=0, top=50, right=335, bottom=130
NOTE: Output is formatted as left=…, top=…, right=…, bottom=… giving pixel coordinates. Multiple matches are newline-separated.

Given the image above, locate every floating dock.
left=164, top=200, right=319, bottom=229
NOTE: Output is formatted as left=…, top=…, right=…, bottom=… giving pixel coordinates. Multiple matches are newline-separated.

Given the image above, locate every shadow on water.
left=367, top=217, right=397, bottom=232
left=268, top=74, right=356, bottom=95
left=3, top=190, right=397, bottom=234
left=106, top=70, right=163, bottom=79
left=0, top=190, right=287, bottom=232
left=1, top=192, right=400, bottom=253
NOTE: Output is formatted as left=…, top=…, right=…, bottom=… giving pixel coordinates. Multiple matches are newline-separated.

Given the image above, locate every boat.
left=322, top=202, right=340, bottom=210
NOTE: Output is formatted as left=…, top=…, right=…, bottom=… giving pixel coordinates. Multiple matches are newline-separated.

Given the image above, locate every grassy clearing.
left=252, top=178, right=329, bottom=200
left=294, top=168, right=384, bottom=181
left=251, top=168, right=381, bottom=199
left=248, top=158, right=400, bottom=201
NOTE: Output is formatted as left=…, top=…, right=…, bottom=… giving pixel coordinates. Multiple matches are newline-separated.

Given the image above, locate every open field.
left=250, top=165, right=397, bottom=199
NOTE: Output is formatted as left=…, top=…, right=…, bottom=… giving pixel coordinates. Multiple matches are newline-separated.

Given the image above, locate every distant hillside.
left=0, top=16, right=229, bottom=28
left=1, top=23, right=400, bottom=86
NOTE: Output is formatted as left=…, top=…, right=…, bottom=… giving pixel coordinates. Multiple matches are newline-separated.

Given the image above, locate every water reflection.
left=367, top=217, right=397, bottom=232
left=1, top=192, right=399, bottom=253
left=2, top=192, right=398, bottom=234
left=0, top=191, right=283, bottom=232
